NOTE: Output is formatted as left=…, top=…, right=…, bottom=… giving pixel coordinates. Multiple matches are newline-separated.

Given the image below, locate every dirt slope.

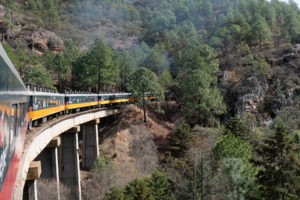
left=81, top=103, right=181, bottom=199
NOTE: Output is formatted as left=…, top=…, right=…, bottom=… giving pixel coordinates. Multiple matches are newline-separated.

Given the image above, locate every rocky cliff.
left=0, top=4, right=64, bottom=54
left=220, top=44, right=300, bottom=126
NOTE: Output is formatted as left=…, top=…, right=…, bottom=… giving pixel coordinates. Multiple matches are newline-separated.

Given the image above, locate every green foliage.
left=73, top=38, right=118, bottom=91
left=213, top=134, right=258, bottom=199
left=213, top=134, right=252, bottom=162
left=72, top=51, right=96, bottom=90
left=236, top=42, right=251, bottom=56
left=92, top=156, right=114, bottom=184
left=103, top=187, right=124, bottom=200
left=251, top=121, right=300, bottom=199
left=168, top=123, right=192, bottom=158
left=124, top=179, right=153, bottom=200
left=26, top=0, right=61, bottom=29
left=159, top=69, right=173, bottom=90
left=2, top=43, right=31, bottom=77
left=251, top=14, right=271, bottom=46
left=174, top=44, right=225, bottom=126
left=222, top=158, right=257, bottom=200
left=180, top=68, right=225, bottom=126
left=142, top=46, right=169, bottom=75
left=24, top=65, right=54, bottom=88
left=126, top=67, right=164, bottom=122
left=53, top=54, right=69, bottom=79
left=104, top=170, right=172, bottom=200
left=117, top=50, right=137, bottom=90
left=146, top=170, right=172, bottom=200
left=224, top=116, right=252, bottom=140
left=88, top=38, right=114, bottom=90
left=93, top=157, right=114, bottom=172
left=251, top=54, right=272, bottom=80
left=42, top=51, right=56, bottom=70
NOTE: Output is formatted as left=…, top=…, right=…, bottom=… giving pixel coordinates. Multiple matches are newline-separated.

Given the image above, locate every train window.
left=33, top=97, right=39, bottom=110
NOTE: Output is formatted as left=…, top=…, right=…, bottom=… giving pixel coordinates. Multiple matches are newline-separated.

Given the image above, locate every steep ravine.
left=80, top=103, right=181, bottom=199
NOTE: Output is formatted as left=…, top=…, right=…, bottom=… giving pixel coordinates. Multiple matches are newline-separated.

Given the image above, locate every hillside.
left=0, top=0, right=298, bottom=124
left=1, top=0, right=300, bottom=199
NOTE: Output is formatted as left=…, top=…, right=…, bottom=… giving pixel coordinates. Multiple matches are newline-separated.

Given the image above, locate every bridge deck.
left=13, top=107, right=121, bottom=200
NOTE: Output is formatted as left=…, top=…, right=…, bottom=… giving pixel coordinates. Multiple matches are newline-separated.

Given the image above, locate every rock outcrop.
left=30, top=28, right=63, bottom=54
left=235, top=76, right=269, bottom=114
left=0, top=4, right=64, bottom=55
left=221, top=44, right=300, bottom=124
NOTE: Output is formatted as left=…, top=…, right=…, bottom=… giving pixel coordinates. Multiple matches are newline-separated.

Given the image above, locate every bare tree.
left=129, top=125, right=158, bottom=174
left=37, top=178, right=72, bottom=200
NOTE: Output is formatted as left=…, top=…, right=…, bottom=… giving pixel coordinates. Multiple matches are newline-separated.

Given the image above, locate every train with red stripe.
left=0, top=42, right=154, bottom=200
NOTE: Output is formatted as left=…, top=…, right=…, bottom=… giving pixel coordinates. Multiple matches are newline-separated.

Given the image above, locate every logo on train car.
left=0, top=108, right=10, bottom=190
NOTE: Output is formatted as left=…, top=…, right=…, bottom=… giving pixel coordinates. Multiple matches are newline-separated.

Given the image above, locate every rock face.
left=0, top=4, right=64, bottom=54
left=235, top=76, right=268, bottom=114
left=30, top=28, right=64, bottom=54
left=10, top=26, right=64, bottom=55
left=221, top=44, right=300, bottom=123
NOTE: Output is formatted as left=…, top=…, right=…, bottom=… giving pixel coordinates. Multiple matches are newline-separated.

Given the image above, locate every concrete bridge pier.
left=36, top=137, right=61, bottom=200
left=23, top=180, right=37, bottom=200
left=23, top=162, right=41, bottom=200
left=59, top=126, right=81, bottom=200
left=82, top=119, right=100, bottom=169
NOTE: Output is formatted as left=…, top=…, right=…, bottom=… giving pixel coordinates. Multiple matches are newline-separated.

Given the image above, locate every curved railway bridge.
left=14, top=106, right=121, bottom=200
left=0, top=42, right=139, bottom=200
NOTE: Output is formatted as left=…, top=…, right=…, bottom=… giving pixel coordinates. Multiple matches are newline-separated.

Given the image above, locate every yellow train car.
left=28, top=91, right=65, bottom=127
left=99, top=93, right=131, bottom=105
left=66, top=94, right=98, bottom=111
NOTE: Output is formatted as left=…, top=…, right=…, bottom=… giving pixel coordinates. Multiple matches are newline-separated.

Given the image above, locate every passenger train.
left=26, top=87, right=141, bottom=129
left=0, top=42, right=154, bottom=199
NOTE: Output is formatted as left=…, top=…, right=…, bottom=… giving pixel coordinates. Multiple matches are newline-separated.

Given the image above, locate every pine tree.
left=251, top=13, right=271, bottom=47
left=124, top=179, right=154, bottom=200
left=88, top=38, right=113, bottom=92
left=126, top=67, right=164, bottom=123
left=251, top=122, right=300, bottom=199
left=168, top=123, right=192, bottom=157
left=103, top=187, right=124, bottom=200
left=147, top=170, right=172, bottom=200
left=224, top=116, right=251, bottom=140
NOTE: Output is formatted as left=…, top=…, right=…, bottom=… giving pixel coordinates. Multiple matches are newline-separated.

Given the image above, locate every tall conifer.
left=251, top=122, right=300, bottom=199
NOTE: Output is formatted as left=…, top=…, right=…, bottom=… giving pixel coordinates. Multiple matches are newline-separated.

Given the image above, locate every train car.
left=99, top=93, right=131, bottom=106
left=0, top=43, right=29, bottom=200
left=28, top=89, right=65, bottom=128
left=66, top=93, right=98, bottom=112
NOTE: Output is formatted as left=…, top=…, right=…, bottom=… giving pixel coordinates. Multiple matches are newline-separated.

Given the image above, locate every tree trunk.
left=143, top=92, right=146, bottom=123
left=200, top=156, right=204, bottom=200
left=198, top=99, right=201, bottom=125
left=98, top=64, right=101, bottom=92
left=259, top=33, right=262, bottom=47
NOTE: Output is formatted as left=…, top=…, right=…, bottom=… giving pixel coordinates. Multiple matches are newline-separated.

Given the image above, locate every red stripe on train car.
left=0, top=119, right=27, bottom=200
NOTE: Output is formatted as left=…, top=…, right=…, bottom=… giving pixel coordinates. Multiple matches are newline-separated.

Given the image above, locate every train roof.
left=66, top=93, right=98, bottom=97
left=99, top=93, right=131, bottom=96
left=0, top=91, right=30, bottom=96
left=28, top=91, right=65, bottom=97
